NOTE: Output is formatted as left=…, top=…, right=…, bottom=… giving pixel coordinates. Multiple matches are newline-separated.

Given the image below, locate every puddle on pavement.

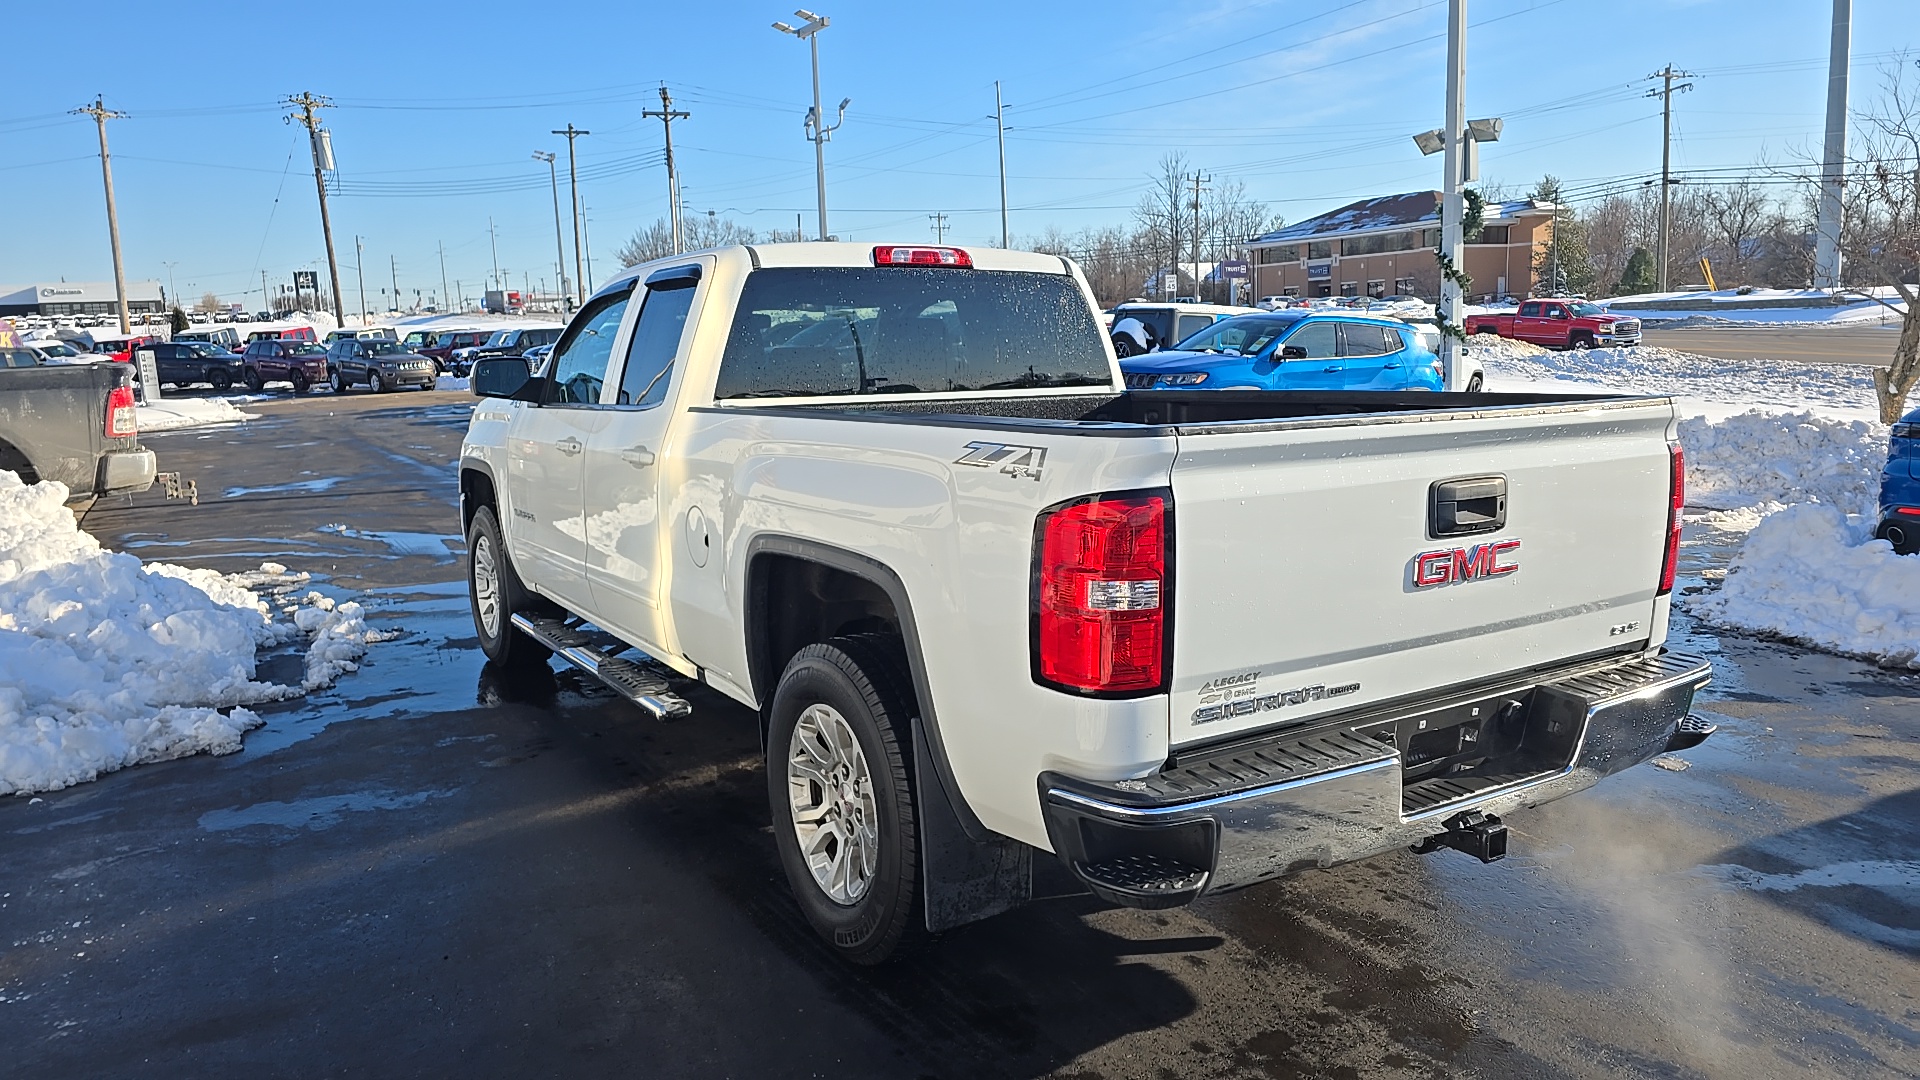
left=222, top=477, right=346, bottom=499
left=197, top=788, right=457, bottom=833
left=315, top=523, right=461, bottom=561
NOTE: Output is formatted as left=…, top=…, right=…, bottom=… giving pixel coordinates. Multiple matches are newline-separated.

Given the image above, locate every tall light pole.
left=354, top=236, right=367, bottom=326
left=994, top=81, right=1010, bottom=248
left=161, top=261, right=179, bottom=310
left=533, top=151, right=570, bottom=306
left=773, top=10, right=848, bottom=242
left=1439, top=1, right=1467, bottom=390
left=552, top=124, right=591, bottom=304
left=1814, top=0, right=1851, bottom=292
left=74, top=97, right=131, bottom=335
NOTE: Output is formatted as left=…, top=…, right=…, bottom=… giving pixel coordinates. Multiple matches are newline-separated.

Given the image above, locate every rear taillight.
left=1658, top=442, right=1683, bottom=595
left=105, top=384, right=136, bottom=439
left=1033, top=492, right=1169, bottom=695
left=872, top=245, right=973, bottom=267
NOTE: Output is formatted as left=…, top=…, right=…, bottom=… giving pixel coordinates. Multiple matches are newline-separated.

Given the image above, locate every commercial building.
left=1247, top=192, right=1556, bottom=302
left=0, top=281, right=166, bottom=317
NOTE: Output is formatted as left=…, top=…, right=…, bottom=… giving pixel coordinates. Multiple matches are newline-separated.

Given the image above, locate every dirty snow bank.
left=137, top=396, right=257, bottom=432
left=0, top=471, right=388, bottom=796
left=1691, top=505, right=1920, bottom=666
left=1476, top=338, right=1877, bottom=413
left=1679, top=411, right=1887, bottom=518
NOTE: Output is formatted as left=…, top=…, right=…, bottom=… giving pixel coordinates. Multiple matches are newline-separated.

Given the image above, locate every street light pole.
left=355, top=236, right=367, bottom=326
left=995, top=80, right=1010, bottom=248
left=773, top=10, right=847, bottom=242
left=534, top=151, right=570, bottom=308
left=1438, top=0, right=1467, bottom=389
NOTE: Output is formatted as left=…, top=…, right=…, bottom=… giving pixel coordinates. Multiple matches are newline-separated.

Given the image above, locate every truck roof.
left=601, top=242, right=1074, bottom=296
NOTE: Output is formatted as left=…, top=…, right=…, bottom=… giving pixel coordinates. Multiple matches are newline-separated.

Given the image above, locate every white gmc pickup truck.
left=458, top=243, right=1712, bottom=964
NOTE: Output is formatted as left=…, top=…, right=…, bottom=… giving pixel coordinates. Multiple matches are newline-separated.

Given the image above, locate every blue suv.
left=1877, top=407, right=1920, bottom=554
left=1119, top=312, right=1446, bottom=392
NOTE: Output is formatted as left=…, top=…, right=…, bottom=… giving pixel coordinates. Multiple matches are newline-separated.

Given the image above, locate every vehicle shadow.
left=482, top=660, right=1205, bottom=1078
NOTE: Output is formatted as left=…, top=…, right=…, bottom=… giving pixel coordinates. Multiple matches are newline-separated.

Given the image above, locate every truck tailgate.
left=1168, top=400, right=1675, bottom=746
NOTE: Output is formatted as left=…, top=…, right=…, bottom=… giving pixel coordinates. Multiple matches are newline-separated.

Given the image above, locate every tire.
left=1466, top=373, right=1484, bottom=393
left=243, top=367, right=264, bottom=392
left=369, top=371, right=386, bottom=393
left=209, top=369, right=233, bottom=392
left=767, top=635, right=922, bottom=966
left=330, top=369, right=348, bottom=393
left=1111, top=335, right=1141, bottom=359
left=465, top=505, right=552, bottom=667
left=1571, top=332, right=1595, bottom=350
left=290, top=371, right=310, bottom=394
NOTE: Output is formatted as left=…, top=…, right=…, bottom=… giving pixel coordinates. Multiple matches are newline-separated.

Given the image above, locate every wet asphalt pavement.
left=2, top=389, right=1916, bottom=1079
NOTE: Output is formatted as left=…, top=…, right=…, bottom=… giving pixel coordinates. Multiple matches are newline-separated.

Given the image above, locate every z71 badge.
left=954, top=441, right=1047, bottom=481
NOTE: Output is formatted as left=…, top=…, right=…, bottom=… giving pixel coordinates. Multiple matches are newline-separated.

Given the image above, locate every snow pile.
left=0, top=472, right=386, bottom=795
left=1478, top=340, right=1876, bottom=412
left=1691, top=505, right=1920, bottom=666
left=1679, top=410, right=1887, bottom=518
left=137, top=396, right=257, bottom=432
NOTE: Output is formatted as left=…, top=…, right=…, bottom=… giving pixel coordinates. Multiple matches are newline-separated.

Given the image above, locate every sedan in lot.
left=327, top=338, right=438, bottom=392
left=1120, top=312, right=1484, bottom=392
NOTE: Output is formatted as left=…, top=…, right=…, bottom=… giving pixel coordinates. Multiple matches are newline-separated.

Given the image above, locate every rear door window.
left=616, top=282, right=697, bottom=408
left=1175, top=314, right=1214, bottom=341
left=714, top=267, right=1108, bottom=399
left=1519, top=302, right=1541, bottom=317
left=1338, top=323, right=1394, bottom=356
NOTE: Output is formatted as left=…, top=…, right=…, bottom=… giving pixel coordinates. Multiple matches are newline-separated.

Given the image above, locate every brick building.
left=1247, top=191, right=1556, bottom=302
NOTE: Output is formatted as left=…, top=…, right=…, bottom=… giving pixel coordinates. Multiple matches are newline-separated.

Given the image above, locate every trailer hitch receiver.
left=1411, top=809, right=1508, bottom=864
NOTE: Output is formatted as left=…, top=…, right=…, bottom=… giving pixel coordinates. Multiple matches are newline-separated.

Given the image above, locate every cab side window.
left=1280, top=321, right=1337, bottom=359
left=545, top=286, right=634, bottom=405
left=617, top=281, right=697, bottom=408
left=1519, top=301, right=1542, bottom=317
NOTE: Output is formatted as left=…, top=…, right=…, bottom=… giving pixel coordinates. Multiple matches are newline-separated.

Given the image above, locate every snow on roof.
left=1251, top=192, right=1556, bottom=245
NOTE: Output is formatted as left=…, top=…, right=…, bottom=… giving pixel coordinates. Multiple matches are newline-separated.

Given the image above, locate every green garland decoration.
left=1434, top=248, right=1474, bottom=342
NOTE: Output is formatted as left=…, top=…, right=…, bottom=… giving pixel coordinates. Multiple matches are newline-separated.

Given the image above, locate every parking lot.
left=0, top=389, right=1908, bottom=1078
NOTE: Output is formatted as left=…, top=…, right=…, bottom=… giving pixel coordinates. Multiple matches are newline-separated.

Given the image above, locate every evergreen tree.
left=1530, top=176, right=1596, bottom=296
left=1619, top=247, right=1658, bottom=294
left=169, top=306, right=189, bottom=333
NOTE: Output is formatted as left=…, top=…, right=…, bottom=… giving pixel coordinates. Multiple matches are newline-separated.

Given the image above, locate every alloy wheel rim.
left=787, top=702, right=879, bottom=905
left=471, top=532, right=500, bottom=638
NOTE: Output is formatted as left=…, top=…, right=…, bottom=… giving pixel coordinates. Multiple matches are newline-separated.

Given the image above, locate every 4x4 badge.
left=955, top=441, right=1047, bottom=481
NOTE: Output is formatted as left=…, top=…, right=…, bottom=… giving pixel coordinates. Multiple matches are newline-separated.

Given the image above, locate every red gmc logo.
left=1413, top=539, right=1521, bottom=588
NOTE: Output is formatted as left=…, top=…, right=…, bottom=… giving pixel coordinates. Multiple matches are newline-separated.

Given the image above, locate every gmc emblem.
left=1412, top=539, right=1520, bottom=588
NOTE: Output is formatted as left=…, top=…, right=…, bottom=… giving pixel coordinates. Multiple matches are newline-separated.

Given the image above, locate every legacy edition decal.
left=1192, top=670, right=1361, bottom=725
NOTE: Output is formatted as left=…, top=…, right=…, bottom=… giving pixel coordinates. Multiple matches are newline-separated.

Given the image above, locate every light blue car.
left=1120, top=312, right=1463, bottom=392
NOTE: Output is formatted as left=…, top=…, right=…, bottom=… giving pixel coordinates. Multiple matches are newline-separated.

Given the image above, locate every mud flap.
left=913, top=717, right=1031, bottom=933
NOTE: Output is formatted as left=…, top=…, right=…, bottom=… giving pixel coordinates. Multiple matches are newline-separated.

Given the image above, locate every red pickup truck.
left=1464, top=299, right=1640, bottom=350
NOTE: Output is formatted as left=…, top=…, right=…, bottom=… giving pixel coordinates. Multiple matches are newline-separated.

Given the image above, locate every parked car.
left=240, top=339, right=328, bottom=392
left=0, top=333, right=154, bottom=502
left=398, top=329, right=437, bottom=352
left=90, top=334, right=159, bottom=363
left=1256, top=295, right=1298, bottom=310
left=457, top=241, right=1710, bottom=963
left=1120, top=312, right=1476, bottom=392
left=419, top=328, right=492, bottom=373
left=450, top=325, right=565, bottom=376
left=1464, top=299, right=1641, bottom=350
left=323, top=327, right=398, bottom=346
left=1877, top=409, right=1920, bottom=554
left=24, top=339, right=89, bottom=365
left=174, top=326, right=244, bottom=352
left=151, top=340, right=244, bottom=390
left=1107, top=301, right=1251, bottom=357
left=327, top=337, right=437, bottom=393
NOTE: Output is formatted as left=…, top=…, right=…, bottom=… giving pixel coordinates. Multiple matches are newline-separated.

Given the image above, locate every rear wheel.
left=1466, top=373, right=1484, bottom=393
left=465, top=505, right=551, bottom=667
left=767, top=636, right=921, bottom=965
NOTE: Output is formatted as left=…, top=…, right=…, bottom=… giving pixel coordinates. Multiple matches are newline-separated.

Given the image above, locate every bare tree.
left=1701, top=179, right=1770, bottom=282
left=196, top=291, right=223, bottom=314
left=617, top=216, right=759, bottom=267
left=1836, top=56, right=1920, bottom=422
left=1132, top=153, right=1190, bottom=296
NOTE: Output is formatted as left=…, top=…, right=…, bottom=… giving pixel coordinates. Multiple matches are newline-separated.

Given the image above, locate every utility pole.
left=284, top=92, right=346, bottom=327
left=437, top=241, right=449, bottom=314
left=994, top=81, right=1010, bottom=247
left=929, top=213, right=949, bottom=242
left=1645, top=65, right=1695, bottom=292
left=355, top=236, right=367, bottom=326
left=533, top=152, right=570, bottom=307
left=1438, top=0, right=1467, bottom=387
left=1189, top=172, right=1210, bottom=300
left=389, top=255, right=400, bottom=314
left=552, top=124, right=591, bottom=304
left=162, top=261, right=179, bottom=311
left=488, top=217, right=501, bottom=291
left=773, top=11, right=848, bottom=242
left=261, top=270, right=270, bottom=316
left=1814, top=0, right=1851, bottom=292
left=74, top=97, right=131, bottom=335
left=642, top=86, right=691, bottom=254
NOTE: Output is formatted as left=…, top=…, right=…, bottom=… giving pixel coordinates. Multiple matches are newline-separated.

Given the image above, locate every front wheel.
left=209, top=369, right=233, bottom=391
left=466, top=505, right=551, bottom=667
left=330, top=369, right=348, bottom=393
left=369, top=371, right=387, bottom=393
left=1571, top=332, right=1595, bottom=350
left=243, top=367, right=264, bottom=392
left=768, top=636, right=921, bottom=966
left=290, top=371, right=310, bottom=394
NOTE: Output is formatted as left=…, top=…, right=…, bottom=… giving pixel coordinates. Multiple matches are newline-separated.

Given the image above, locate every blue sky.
left=1, top=0, right=1909, bottom=309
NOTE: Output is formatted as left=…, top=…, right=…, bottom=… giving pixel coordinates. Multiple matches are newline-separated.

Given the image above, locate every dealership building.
left=0, top=281, right=166, bottom=317
left=1247, top=191, right=1557, bottom=302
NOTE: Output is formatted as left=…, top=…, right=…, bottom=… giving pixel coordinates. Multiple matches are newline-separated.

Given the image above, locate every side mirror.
left=1279, top=345, right=1308, bottom=360
left=471, top=355, right=533, bottom=399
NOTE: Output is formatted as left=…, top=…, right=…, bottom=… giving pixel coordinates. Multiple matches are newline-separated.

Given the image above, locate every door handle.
left=556, top=437, right=583, bottom=456
left=620, top=445, right=656, bottom=468
left=1323, top=365, right=1341, bottom=372
left=1383, top=362, right=1401, bottom=369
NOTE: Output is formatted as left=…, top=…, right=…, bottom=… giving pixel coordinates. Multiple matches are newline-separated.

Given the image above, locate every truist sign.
left=1412, top=539, right=1521, bottom=588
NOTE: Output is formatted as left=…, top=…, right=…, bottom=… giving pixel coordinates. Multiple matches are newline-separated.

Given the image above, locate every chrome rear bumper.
left=1040, top=649, right=1711, bottom=908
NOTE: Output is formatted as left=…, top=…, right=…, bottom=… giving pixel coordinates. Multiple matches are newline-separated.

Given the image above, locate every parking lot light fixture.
left=774, top=9, right=844, bottom=242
